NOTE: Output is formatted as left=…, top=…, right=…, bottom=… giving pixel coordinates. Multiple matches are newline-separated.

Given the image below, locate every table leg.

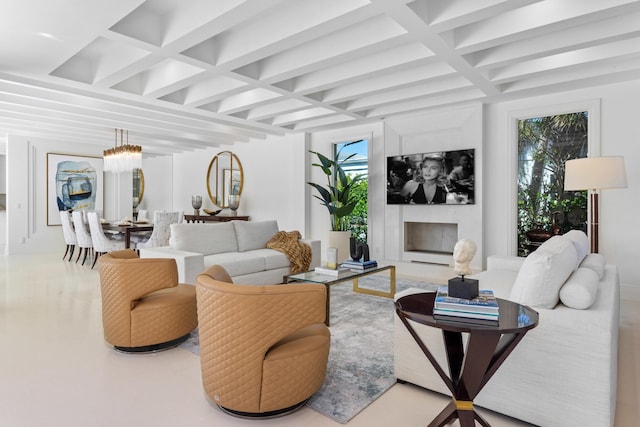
left=325, top=283, right=330, bottom=327
left=352, top=266, right=396, bottom=298
left=398, top=312, right=505, bottom=427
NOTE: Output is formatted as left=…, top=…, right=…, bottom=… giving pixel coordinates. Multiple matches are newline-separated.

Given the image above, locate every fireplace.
left=404, top=222, right=458, bottom=256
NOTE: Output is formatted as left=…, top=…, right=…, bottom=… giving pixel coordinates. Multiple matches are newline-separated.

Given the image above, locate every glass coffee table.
left=283, top=265, right=396, bottom=326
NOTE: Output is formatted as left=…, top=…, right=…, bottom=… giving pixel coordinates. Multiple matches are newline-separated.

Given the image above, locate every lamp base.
left=448, top=277, right=479, bottom=300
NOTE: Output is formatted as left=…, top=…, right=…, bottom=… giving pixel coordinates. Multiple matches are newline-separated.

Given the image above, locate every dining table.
left=102, top=222, right=154, bottom=249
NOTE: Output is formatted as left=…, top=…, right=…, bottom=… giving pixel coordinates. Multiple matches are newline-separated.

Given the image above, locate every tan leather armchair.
left=196, top=265, right=330, bottom=417
left=98, top=249, right=197, bottom=352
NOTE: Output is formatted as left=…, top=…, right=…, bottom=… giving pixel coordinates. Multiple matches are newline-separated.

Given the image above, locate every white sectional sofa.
left=394, top=230, right=620, bottom=427
left=139, top=220, right=320, bottom=285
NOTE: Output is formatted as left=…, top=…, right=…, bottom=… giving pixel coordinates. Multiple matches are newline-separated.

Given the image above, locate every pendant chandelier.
left=103, top=129, right=142, bottom=173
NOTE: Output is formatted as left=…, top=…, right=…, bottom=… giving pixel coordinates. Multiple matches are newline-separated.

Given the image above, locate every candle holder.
left=191, top=195, right=202, bottom=216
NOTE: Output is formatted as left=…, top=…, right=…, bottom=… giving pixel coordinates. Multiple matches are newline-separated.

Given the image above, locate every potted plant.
left=308, top=143, right=364, bottom=263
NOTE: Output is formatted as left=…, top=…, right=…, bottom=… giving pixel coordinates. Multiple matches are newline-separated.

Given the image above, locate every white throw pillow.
left=580, top=253, right=606, bottom=279
left=234, top=220, right=279, bottom=252
left=563, top=230, right=589, bottom=264
left=170, top=222, right=238, bottom=255
left=559, top=267, right=600, bottom=309
left=509, top=236, right=578, bottom=309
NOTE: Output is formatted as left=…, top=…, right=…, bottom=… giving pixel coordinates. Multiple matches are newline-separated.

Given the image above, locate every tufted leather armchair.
left=98, top=249, right=197, bottom=352
left=196, top=265, right=330, bottom=417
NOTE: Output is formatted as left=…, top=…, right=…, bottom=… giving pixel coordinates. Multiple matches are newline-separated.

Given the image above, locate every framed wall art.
left=47, top=153, right=103, bottom=226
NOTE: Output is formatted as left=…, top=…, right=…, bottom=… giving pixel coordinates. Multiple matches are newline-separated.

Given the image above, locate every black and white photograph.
left=387, top=149, right=475, bottom=205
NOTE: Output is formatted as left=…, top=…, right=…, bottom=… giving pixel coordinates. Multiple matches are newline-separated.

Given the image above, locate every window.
left=334, top=139, right=368, bottom=243
left=517, top=112, right=588, bottom=255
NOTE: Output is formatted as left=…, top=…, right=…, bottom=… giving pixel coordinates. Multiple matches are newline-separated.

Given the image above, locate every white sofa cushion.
left=509, top=236, right=578, bottom=308
left=234, top=220, right=279, bottom=252
left=559, top=267, right=600, bottom=309
left=563, top=230, right=589, bottom=263
left=204, top=251, right=267, bottom=277
left=580, top=253, right=606, bottom=279
left=170, top=222, right=238, bottom=255
left=256, top=248, right=291, bottom=270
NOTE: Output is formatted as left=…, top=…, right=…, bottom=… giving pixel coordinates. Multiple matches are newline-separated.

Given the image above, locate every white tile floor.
left=1, top=252, right=638, bottom=426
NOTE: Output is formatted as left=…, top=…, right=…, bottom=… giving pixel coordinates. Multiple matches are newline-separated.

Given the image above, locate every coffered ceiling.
left=1, top=0, right=639, bottom=155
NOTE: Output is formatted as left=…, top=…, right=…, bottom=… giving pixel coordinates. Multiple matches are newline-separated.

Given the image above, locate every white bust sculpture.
left=453, top=238, right=477, bottom=276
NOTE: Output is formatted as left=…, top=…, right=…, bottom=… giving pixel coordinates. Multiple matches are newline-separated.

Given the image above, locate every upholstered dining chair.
left=98, top=250, right=197, bottom=353
left=195, top=265, right=330, bottom=417
left=87, top=211, right=126, bottom=269
left=59, top=210, right=77, bottom=261
left=71, top=210, right=93, bottom=265
left=133, top=211, right=180, bottom=249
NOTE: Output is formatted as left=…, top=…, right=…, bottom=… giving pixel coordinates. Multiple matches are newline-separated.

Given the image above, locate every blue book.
left=435, top=286, right=499, bottom=314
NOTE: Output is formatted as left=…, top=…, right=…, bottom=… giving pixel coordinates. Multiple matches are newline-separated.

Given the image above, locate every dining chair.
left=71, top=211, right=94, bottom=266
left=87, top=211, right=126, bottom=269
left=59, top=210, right=77, bottom=262
left=133, top=211, right=180, bottom=249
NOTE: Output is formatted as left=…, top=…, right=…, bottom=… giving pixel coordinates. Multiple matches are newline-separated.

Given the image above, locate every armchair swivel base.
left=217, top=398, right=310, bottom=419
left=114, top=333, right=191, bottom=354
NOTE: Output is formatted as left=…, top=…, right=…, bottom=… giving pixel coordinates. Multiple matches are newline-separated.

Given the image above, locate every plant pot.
left=328, top=231, right=351, bottom=265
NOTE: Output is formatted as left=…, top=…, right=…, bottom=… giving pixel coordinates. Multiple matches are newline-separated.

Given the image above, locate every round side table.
left=395, top=292, right=538, bottom=427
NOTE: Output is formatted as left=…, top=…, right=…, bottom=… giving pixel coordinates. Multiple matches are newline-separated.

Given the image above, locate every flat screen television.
left=387, top=149, right=475, bottom=205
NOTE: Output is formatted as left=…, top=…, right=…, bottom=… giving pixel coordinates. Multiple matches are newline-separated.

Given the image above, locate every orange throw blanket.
left=266, top=230, right=312, bottom=274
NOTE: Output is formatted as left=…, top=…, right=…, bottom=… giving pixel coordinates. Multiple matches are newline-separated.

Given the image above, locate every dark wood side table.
left=395, top=292, right=538, bottom=427
left=183, top=214, right=249, bottom=223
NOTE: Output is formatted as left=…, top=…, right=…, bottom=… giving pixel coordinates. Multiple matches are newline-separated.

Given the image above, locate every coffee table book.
left=435, top=286, right=499, bottom=315
left=314, top=265, right=351, bottom=277
left=341, top=260, right=378, bottom=270
left=433, top=308, right=499, bottom=323
left=433, top=312, right=499, bottom=326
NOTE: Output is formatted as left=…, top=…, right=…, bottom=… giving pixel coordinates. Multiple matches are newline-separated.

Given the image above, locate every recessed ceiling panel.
left=110, top=59, right=205, bottom=96
left=50, top=37, right=150, bottom=84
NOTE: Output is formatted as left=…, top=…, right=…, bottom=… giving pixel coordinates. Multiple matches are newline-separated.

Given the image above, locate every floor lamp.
left=564, top=156, right=627, bottom=253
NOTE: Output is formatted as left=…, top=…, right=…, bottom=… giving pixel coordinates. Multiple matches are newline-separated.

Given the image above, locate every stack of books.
left=341, top=259, right=378, bottom=270
left=314, top=265, right=352, bottom=277
left=433, top=286, right=499, bottom=325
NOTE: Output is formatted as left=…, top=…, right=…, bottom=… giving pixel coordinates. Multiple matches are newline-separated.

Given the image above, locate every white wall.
left=171, top=133, right=309, bottom=234
left=485, top=80, right=640, bottom=286
left=5, top=136, right=110, bottom=254
left=0, top=154, right=5, bottom=249
left=383, top=104, right=483, bottom=271
left=135, top=155, right=174, bottom=216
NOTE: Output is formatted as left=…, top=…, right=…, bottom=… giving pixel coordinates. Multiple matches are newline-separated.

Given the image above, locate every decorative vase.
left=191, top=195, right=202, bottom=216
left=228, top=195, right=241, bottom=215
left=328, top=230, right=351, bottom=265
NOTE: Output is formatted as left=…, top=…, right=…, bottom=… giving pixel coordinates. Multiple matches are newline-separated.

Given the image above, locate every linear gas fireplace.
left=404, top=222, right=458, bottom=263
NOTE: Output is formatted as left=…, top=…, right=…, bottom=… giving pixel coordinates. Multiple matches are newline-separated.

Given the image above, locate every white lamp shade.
left=564, top=156, right=627, bottom=191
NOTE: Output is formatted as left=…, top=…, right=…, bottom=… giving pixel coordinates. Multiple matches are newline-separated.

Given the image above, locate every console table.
left=183, top=214, right=249, bottom=223
left=395, top=292, right=538, bottom=427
